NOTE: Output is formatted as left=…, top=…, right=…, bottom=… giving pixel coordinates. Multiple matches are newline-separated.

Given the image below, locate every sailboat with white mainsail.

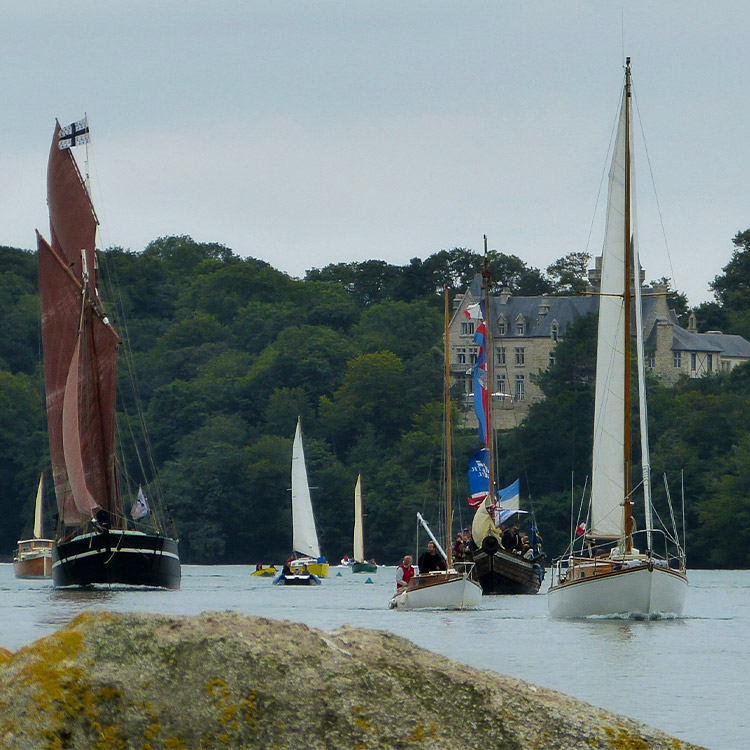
left=548, top=59, right=687, bottom=618
left=275, top=417, right=329, bottom=584
left=351, top=475, right=377, bottom=573
left=389, top=288, right=482, bottom=609
left=13, top=474, right=54, bottom=579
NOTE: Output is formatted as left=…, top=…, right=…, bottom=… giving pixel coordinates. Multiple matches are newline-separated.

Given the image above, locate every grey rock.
left=0, top=611, right=705, bottom=749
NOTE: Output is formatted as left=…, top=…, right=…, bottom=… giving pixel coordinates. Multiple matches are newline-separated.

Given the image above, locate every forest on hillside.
left=1, top=231, right=750, bottom=568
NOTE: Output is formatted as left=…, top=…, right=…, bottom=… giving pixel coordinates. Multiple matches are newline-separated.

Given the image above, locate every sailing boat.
left=548, top=60, right=687, bottom=618
left=275, top=417, right=328, bottom=584
left=389, top=288, right=482, bottom=609
left=37, top=118, right=180, bottom=589
left=351, top=475, right=376, bottom=573
left=13, top=474, right=54, bottom=579
left=465, top=245, right=545, bottom=595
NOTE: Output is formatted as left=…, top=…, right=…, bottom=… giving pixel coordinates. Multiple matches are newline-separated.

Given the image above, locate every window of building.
left=497, top=348, right=506, bottom=366
left=515, top=374, right=525, bottom=401
left=691, top=352, right=697, bottom=371
left=673, top=351, right=682, bottom=368
left=497, top=373, right=506, bottom=395
left=707, top=354, right=713, bottom=372
left=461, top=321, right=475, bottom=336
left=646, top=354, right=655, bottom=369
left=457, top=348, right=466, bottom=365
left=515, top=347, right=525, bottom=366
left=551, top=321, right=559, bottom=342
left=549, top=352, right=556, bottom=367
left=515, top=316, right=525, bottom=336
left=469, top=349, right=477, bottom=365
left=497, top=316, right=506, bottom=336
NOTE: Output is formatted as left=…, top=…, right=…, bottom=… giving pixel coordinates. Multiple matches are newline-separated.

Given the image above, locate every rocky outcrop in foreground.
left=0, top=611, right=704, bottom=749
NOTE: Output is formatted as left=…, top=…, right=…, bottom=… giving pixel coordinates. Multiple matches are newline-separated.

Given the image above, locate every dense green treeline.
left=1, top=233, right=749, bottom=567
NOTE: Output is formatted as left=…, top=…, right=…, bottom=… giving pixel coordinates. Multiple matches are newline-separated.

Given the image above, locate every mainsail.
left=353, top=474, right=364, bottom=562
left=38, top=121, right=121, bottom=526
left=590, top=86, right=629, bottom=538
left=291, top=418, right=321, bottom=559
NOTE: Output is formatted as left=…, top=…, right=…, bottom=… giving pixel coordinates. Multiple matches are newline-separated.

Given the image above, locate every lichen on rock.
left=0, top=611, right=706, bottom=750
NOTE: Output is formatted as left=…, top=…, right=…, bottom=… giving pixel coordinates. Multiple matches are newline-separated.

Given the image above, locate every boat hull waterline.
left=548, top=564, right=687, bottom=619
left=52, top=530, right=181, bottom=589
left=389, top=572, right=482, bottom=610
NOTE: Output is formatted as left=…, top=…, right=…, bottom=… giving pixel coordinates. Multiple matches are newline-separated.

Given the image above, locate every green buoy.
left=365, top=577, right=374, bottom=584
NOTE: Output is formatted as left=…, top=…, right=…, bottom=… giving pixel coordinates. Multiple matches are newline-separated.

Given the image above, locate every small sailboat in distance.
left=547, top=59, right=687, bottom=618
left=352, top=475, right=376, bottom=573
left=275, top=417, right=328, bottom=585
left=13, top=474, right=53, bottom=579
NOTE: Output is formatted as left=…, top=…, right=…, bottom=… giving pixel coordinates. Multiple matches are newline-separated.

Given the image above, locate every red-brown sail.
left=38, top=122, right=121, bottom=526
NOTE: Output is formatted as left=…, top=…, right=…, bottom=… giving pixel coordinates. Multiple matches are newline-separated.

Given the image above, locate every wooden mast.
left=623, top=57, right=633, bottom=553
left=444, top=286, right=453, bottom=569
left=482, top=235, right=495, bottom=513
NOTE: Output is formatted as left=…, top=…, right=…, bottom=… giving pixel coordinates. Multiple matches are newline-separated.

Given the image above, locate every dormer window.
left=515, top=315, right=525, bottom=336
left=497, top=315, right=506, bottom=336
left=551, top=320, right=559, bottom=342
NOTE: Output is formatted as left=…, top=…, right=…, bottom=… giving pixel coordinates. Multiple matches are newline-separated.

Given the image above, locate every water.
left=1, top=565, right=746, bottom=750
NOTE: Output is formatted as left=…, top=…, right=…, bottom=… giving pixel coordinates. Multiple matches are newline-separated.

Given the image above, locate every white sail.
left=590, top=85, right=629, bottom=538
left=353, top=474, right=364, bottom=562
left=291, top=417, right=321, bottom=559
left=33, top=474, right=44, bottom=540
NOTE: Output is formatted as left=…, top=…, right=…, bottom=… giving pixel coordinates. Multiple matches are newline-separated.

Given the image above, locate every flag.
left=472, top=321, right=489, bottom=445
left=575, top=522, right=586, bottom=537
left=494, top=478, right=523, bottom=524
left=131, top=487, right=149, bottom=520
left=462, top=303, right=483, bottom=320
left=58, top=117, right=90, bottom=150
left=467, top=448, right=491, bottom=507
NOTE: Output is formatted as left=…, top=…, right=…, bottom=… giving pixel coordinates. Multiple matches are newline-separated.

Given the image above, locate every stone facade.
left=451, top=269, right=750, bottom=430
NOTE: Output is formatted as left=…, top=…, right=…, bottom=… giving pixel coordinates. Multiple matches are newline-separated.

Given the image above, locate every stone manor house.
left=451, top=261, right=750, bottom=431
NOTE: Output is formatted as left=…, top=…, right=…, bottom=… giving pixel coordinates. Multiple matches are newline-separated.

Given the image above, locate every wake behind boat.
left=38, top=118, right=180, bottom=589
left=547, top=60, right=687, bottom=618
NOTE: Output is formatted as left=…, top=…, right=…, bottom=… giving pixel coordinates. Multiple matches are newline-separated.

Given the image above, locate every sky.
left=2, top=1, right=749, bottom=306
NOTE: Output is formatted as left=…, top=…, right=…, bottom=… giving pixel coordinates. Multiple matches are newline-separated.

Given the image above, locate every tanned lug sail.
left=13, top=474, right=54, bottom=579
left=548, top=60, right=687, bottom=618
left=352, top=475, right=376, bottom=573
left=389, top=288, right=482, bottom=610
left=38, top=120, right=180, bottom=589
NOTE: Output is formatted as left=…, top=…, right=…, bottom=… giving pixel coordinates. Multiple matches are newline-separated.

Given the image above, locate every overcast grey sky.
left=2, top=1, right=748, bottom=305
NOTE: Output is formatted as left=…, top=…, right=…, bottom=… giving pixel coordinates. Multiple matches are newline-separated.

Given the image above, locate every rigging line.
left=632, top=87, right=677, bottom=290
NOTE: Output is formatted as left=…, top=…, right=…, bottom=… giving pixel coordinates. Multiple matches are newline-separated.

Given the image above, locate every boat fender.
left=533, top=563, right=544, bottom=585
left=481, top=535, right=500, bottom=555
left=647, top=560, right=654, bottom=572
left=317, top=556, right=326, bottom=564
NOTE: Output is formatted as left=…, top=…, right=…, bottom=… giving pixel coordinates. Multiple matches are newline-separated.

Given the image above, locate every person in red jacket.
left=395, top=555, right=415, bottom=591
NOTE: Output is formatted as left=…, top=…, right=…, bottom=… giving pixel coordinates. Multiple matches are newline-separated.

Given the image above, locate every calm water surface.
left=1, top=564, right=746, bottom=750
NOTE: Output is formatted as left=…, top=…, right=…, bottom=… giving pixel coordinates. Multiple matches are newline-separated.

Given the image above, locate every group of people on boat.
left=499, top=524, right=537, bottom=560
left=395, top=540, right=448, bottom=591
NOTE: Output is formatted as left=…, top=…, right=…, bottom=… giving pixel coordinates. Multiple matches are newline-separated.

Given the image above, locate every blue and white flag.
left=467, top=448, right=491, bottom=507
left=495, top=478, right=524, bottom=524
left=131, top=486, right=149, bottom=520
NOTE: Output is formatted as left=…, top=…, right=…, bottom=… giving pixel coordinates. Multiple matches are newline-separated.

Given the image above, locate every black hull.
left=470, top=548, right=545, bottom=595
left=53, top=530, right=181, bottom=589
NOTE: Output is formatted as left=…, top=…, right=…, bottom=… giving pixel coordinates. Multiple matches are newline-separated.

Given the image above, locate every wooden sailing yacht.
left=466, top=243, right=545, bottom=595
left=275, top=417, right=328, bottom=584
left=37, top=118, right=180, bottom=589
left=389, top=289, right=482, bottom=609
left=547, top=60, right=688, bottom=618
left=13, top=474, right=53, bottom=579
left=351, top=475, right=377, bottom=573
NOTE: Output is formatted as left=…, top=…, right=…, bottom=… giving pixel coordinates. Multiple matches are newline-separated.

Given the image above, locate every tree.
left=546, top=252, right=591, bottom=294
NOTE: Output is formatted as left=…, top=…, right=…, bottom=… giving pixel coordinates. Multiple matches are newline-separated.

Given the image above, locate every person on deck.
left=396, top=555, right=415, bottom=591
left=418, top=541, right=447, bottom=574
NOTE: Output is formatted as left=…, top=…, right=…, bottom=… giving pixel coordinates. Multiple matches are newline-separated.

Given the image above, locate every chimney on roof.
left=499, top=286, right=512, bottom=305
left=688, top=312, right=698, bottom=333
left=538, top=297, right=550, bottom=316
